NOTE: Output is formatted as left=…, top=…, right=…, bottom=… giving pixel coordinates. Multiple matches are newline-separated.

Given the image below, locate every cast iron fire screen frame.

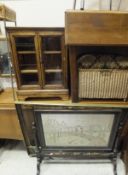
left=34, top=109, right=121, bottom=153
left=15, top=104, right=127, bottom=175
left=32, top=108, right=125, bottom=175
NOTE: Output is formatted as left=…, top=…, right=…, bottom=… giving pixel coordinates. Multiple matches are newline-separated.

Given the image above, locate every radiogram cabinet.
left=65, top=10, right=128, bottom=102
left=7, top=27, right=68, bottom=100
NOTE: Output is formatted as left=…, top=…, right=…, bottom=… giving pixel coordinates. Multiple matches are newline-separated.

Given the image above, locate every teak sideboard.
left=7, top=27, right=68, bottom=100
left=65, top=10, right=128, bottom=102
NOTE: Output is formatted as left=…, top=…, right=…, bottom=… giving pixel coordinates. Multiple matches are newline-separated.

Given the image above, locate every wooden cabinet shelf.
left=20, top=69, right=38, bottom=74
left=44, top=51, right=61, bottom=54
left=21, top=84, right=40, bottom=88
left=7, top=27, right=68, bottom=100
left=45, top=69, right=62, bottom=73
left=17, top=51, right=36, bottom=54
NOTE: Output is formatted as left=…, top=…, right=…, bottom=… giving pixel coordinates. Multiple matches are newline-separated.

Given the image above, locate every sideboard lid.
left=65, top=10, right=128, bottom=45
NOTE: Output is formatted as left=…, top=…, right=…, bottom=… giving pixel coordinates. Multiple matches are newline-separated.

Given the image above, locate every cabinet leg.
left=37, top=157, right=42, bottom=175
left=112, top=157, right=117, bottom=175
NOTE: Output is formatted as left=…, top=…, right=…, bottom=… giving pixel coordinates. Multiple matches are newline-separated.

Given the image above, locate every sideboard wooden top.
left=65, top=10, right=128, bottom=45
left=15, top=99, right=128, bottom=108
left=1, top=89, right=128, bottom=109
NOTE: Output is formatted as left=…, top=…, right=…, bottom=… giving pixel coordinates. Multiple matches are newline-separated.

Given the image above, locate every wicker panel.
left=79, top=69, right=128, bottom=100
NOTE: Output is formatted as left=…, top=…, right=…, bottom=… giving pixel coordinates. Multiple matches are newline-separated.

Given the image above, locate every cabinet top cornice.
left=6, top=27, right=64, bottom=32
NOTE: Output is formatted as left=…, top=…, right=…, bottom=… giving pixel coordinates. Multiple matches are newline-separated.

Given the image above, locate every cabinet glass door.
left=39, top=34, right=65, bottom=88
left=11, top=35, right=41, bottom=89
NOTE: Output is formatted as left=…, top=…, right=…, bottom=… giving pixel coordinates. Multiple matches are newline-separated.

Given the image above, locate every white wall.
left=0, top=0, right=128, bottom=27
left=0, top=0, right=73, bottom=27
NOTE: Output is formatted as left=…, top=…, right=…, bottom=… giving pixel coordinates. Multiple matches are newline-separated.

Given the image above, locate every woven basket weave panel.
left=79, top=69, right=128, bottom=99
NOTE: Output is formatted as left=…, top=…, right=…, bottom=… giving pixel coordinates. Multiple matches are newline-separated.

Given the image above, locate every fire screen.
left=15, top=104, right=127, bottom=175
left=35, top=110, right=121, bottom=151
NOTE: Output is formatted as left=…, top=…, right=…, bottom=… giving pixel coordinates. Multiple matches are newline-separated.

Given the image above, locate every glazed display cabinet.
left=7, top=27, right=68, bottom=100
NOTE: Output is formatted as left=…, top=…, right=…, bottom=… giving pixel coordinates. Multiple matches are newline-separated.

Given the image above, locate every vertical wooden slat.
left=69, top=46, right=78, bottom=102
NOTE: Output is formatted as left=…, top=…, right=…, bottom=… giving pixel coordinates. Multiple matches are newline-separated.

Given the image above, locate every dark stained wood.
left=65, top=10, right=128, bottom=45
left=69, top=46, right=78, bottom=102
left=61, top=34, right=67, bottom=88
left=7, top=27, right=64, bottom=32
left=121, top=124, right=128, bottom=173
